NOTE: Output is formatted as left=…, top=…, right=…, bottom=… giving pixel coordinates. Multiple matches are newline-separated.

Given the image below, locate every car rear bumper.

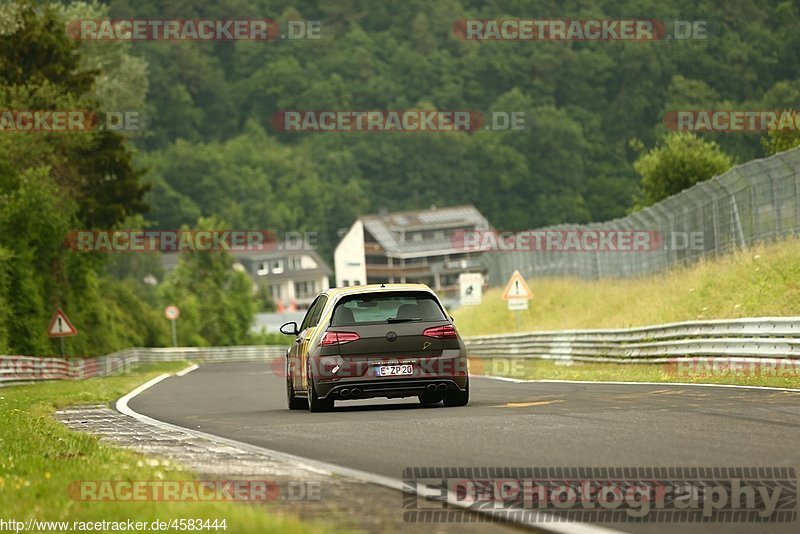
left=316, top=376, right=468, bottom=400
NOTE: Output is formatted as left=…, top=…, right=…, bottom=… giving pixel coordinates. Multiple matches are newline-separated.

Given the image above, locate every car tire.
left=418, top=392, right=443, bottom=405
left=286, top=359, right=307, bottom=410
left=307, top=362, right=334, bottom=412
left=443, top=379, right=469, bottom=407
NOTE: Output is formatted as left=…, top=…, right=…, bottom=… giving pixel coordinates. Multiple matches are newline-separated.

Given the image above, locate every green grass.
left=471, top=358, right=800, bottom=389
left=0, top=363, right=349, bottom=533
left=455, top=238, right=800, bottom=388
left=454, top=238, right=800, bottom=334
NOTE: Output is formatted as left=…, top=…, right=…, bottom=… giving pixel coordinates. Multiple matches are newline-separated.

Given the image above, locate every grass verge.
left=455, top=238, right=800, bottom=388
left=471, top=358, right=800, bottom=389
left=454, top=238, right=800, bottom=334
left=0, top=362, right=349, bottom=533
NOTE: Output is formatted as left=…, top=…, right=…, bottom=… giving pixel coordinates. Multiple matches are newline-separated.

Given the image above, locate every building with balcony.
left=334, top=205, right=490, bottom=299
left=232, top=248, right=331, bottom=310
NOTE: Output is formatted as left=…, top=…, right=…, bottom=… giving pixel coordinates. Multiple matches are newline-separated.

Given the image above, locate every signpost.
left=47, top=309, right=78, bottom=356
left=502, top=271, right=533, bottom=330
left=458, top=273, right=483, bottom=306
left=164, top=305, right=180, bottom=347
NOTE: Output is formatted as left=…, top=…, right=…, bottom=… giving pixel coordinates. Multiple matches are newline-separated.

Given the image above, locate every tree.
left=0, top=1, right=94, bottom=95
left=157, top=217, right=256, bottom=346
left=632, top=133, right=733, bottom=208
left=762, top=122, right=800, bottom=155
left=0, top=0, right=152, bottom=354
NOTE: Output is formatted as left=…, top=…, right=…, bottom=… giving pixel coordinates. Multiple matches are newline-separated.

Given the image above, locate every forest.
left=117, top=0, right=800, bottom=247
left=1, top=0, right=798, bottom=354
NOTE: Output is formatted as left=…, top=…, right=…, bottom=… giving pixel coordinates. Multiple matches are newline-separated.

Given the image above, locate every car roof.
left=321, top=283, right=436, bottom=299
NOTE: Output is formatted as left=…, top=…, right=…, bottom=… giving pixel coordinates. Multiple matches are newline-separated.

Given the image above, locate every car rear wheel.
left=286, top=359, right=307, bottom=410
left=307, top=362, right=334, bottom=412
left=443, top=379, right=469, bottom=407
left=418, top=392, right=443, bottom=405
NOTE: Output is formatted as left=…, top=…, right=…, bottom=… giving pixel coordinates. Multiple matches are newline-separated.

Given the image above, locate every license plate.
left=377, top=364, right=413, bottom=376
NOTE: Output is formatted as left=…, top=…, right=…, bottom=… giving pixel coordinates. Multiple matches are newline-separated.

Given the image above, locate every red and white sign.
left=164, top=305, right=180, bottom=321
left=503, top=271, right=533, bottom=311
left=47, top=309, right=78, bottom=338
left=502, top=271, right=533, bottom=300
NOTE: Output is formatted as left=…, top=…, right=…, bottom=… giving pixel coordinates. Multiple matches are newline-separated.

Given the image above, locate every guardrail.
left=462, top=317, right=800, bottom=364
left=3, top=317, right=800, bottom=387
left=0, top=346, right=286, bottom=387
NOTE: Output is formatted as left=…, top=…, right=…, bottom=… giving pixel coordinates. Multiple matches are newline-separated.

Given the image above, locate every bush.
left=632, top=133, right=733, bottom=208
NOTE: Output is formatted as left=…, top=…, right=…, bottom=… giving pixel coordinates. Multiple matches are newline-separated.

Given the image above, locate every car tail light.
left=422, top=325, right=457, bottom=339
left=319, top=331, right=360, bottom=346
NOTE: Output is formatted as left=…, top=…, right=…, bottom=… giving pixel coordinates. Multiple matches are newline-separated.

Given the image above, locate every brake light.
left=319, top=331, right=360, bottom=346
left=422, top=325, right=457, bottom=339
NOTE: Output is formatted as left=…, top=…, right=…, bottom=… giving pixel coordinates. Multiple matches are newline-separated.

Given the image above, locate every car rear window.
left=330, top=291, right=446, bottom=326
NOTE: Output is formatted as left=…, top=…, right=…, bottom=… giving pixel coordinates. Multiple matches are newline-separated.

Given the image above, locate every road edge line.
left=114, top=367, right=627, bottom=534
left=175, top=363, right=199, bottom=377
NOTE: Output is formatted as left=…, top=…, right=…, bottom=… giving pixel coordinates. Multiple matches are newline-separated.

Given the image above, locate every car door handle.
left=294, top=337, right=302, bottom=344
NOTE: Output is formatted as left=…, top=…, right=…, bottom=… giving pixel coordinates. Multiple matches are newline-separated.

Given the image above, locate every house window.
left=271, top=260, right=284, bottom=274
left=294, top=280, right=317, bottom=298
left=270, top=284, right=282, bottom=299
left=257, top=262, right=268, bottom=276
left=343, top=280, right=349, bottom=287
left=294, top=281, right=305, bottom=297
left=354, top=280, right=361, bottom=285
left=289, top=257, right=302, bottom=270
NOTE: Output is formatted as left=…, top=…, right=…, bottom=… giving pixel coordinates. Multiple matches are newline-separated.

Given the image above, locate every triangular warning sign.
left=47, top=309, right=78, bottom=338
left=502, top=270, right=533, bottom=300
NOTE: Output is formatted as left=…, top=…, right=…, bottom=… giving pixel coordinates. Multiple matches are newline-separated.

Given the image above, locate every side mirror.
left=280, top=321, right=299, bottom=336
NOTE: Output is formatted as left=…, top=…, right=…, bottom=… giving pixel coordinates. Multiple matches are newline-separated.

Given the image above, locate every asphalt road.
left=129, top=361, right=800, bottom=534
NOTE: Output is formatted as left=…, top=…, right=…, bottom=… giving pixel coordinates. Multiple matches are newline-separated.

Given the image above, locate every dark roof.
left=158, top=246, right=332, bottom=278
left=360, top=205, right=490, bottom=259
left=232, top=248, right=332, bottom=279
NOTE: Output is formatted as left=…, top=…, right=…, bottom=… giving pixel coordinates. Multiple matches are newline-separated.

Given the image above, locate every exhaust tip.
left=437, top=383, right=448, bottom=391
left=340, top=389, right=350, bottom=397
left=426, top=384, right=438, bottom=392
left=351, top=388, right=362, bottom=397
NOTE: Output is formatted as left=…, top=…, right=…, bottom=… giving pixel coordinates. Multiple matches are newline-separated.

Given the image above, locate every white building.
left=334, top=205, right=490, bottom=299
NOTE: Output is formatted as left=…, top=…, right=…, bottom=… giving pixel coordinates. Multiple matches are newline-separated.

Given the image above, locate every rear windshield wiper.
left=387, top=317, right=422, bottom=323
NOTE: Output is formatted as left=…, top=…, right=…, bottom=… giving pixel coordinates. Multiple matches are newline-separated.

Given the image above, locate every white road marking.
left=175, top=363, right=199, bottom=377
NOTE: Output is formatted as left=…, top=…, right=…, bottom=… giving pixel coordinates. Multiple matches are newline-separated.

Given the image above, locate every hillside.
left=453, top=238, right=800, bottom=335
